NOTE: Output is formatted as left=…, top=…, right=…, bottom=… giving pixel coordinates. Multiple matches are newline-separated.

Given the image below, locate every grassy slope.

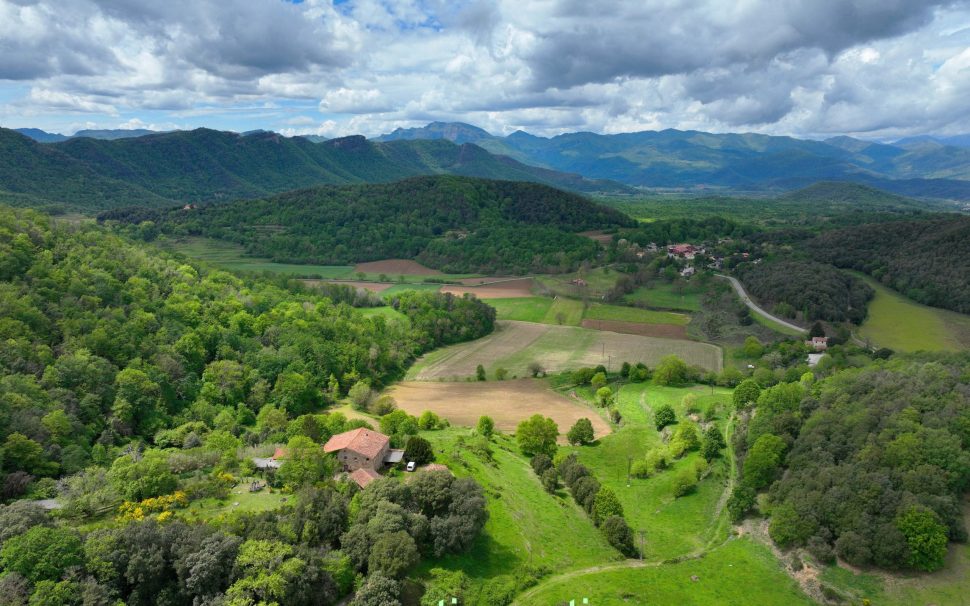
left=488, top=297, right=584, bottom=326
left=420, top=430, right=621, bottom=594
left=856, top=273, right=970, bottom=351
left=564, top=384, right=733, bottom=560
left=517, top=537, right=814, bottom=606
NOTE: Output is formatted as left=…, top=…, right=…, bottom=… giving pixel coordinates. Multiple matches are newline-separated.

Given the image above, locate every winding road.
left=715, top=275, right=807, bottom=334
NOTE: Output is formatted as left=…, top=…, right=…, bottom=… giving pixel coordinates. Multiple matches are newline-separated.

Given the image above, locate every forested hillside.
left=807, top=215, right=970, bottom=314
left=0, top=128, right=626, bottom=212
left=733, top=354, right=970, bottom=572
left=0, top=205, right=494, bottom=495
left=102, top=175, right=634, bottom=274
left=735, top=260, right=874, bottom=323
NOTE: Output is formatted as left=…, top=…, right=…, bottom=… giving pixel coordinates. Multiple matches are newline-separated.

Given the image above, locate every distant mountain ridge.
left=376, top=122, right=970, bottom=199
left=0, top=127, right=630, bottom=211
left=14, top=127, right=164, bottom=141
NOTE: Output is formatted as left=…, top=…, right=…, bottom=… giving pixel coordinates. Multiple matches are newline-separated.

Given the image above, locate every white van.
left=406, top=461, right=416, bottom=472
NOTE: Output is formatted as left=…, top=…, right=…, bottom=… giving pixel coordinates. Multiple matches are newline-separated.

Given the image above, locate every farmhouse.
left=324, top=428, right=396, bottom=471
left=806, top=336, right=829, bottom=351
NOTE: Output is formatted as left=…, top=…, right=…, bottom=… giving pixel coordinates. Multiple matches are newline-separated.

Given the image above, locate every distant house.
left=806, top=336, right=829, bottom=351
left=680, top=266, right=696, bottom=278
left=569, top=278, right=588, bottom=287
left=349, top=468, right=382, bottom=488
left=667, top=243, right=697, bottom=259
left=252, top=446, right=286, bottom=470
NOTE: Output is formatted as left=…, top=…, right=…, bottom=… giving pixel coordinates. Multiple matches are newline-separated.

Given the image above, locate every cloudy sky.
left=1, top=0, right=969, bottom=140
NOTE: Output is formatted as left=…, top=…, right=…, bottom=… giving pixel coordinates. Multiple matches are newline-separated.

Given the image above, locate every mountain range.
left=376, top=122, right=970, bottom=199
left=0, top=127, right=628, bottom=211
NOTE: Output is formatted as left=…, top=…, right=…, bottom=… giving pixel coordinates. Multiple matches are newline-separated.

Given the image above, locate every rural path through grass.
left=513, top=409, right=743, bottom=605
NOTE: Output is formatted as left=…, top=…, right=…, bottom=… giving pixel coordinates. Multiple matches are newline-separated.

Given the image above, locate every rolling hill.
left=100, top=174, right=635, bottom=274
left=0, top=127, right=630, bottom=212
left=376, top=122, right=970, bottom=199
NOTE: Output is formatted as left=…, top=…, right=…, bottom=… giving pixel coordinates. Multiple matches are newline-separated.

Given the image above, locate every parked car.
left=406, top=461, right=416, bottom=472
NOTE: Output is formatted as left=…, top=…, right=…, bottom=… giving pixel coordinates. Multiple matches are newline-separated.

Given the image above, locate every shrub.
left=370, top=395, right=397, bottom=416
left=592, top=487, right=624, bottom=524
left=643, top=447, right=669, bottom=474
left=477, top=415, right=495, bottom=437
left=671, top=465, right=698, bottom=498
left=530, top=453, right=553, bottom=476
left=348, top=381, right=372, bottom=411
left=590, top=372, right=607, bottom=389
left=654, top=404, right=675, bottom=430
left=601, top=515, right=637, bottom=557
left=733, top=379, right=761, bottom=410
left=541, top=468, right=558, bottom=493
left=528, top=362, right=544, bottom=378
left=404, top=436, right=434, bottom=466
left=495, top=367, right=509, bottom=381
left=476, top=365, right=486, bottom=381
left=567, top=418, right=595, bottom=445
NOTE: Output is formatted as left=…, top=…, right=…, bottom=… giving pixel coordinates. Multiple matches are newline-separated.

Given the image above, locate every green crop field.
left=380, top=283, right=444, bottom=296
left=585, top=303, right=691, bottom=326
left=488, top=296, right=585, bottom=326
left=856, top=274, right=970, bottom=351
left=516, top=538, right=813, bottom=605
left=625, top=281, right=704, bottom=311
left=358, top=306, right=410, bottom=324
left=161, top=236, right=355, bottom=278
left=420, top=430, right=622, bottom=597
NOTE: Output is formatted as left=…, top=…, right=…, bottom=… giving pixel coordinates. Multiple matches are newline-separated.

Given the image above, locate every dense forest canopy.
left=101, top=175, right=634, bottom=274
left=735, top=260, right=874, bottom=323
left=741, top=354, right=970, bottom=572
left=0, top=205, right=494, bottom=492
left=0, top=127, right=626, bottom=213
left=807, top=215, right=970, bottom=314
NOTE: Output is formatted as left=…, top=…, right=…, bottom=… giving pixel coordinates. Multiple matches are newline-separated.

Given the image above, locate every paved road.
left=715, top=275, right=807, bottom=334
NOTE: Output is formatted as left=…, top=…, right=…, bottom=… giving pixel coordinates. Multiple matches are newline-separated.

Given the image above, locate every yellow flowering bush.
left=117, top=490, right=189, bottom=521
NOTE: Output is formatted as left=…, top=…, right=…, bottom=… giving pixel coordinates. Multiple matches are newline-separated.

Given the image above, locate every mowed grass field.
left=405, top=321, right=723, bottom=381
left=564, top=384, right=734, bottom=560
left=856, top=274, right=970, bottom=351
left=488, top=297, right=585, bottom=325
left=625, top=281, right=705, bottom=311
left=585, top=303, right=691, bottom=326
left=516, top=538, right=814, bottom=606
left=420, top=430, right=622, bottom=598
left=387, top=379, right=611, bottom=442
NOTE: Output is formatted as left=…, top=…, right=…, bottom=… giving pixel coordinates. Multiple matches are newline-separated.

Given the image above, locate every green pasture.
left=624, top=281, right=704, bottom=311
left=420, top=430, right=621, bottom=597
left=517, top=537, right=813, bottom=606
left=856, top=274, right=970, bottom=351
left=563, top=384, right=734, bottom=560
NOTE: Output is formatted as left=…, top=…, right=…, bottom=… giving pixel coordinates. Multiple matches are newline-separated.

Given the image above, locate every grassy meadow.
left=856, top=274, right=970, bottom=351
left=516, top=537, right=814, bottom=606
left=625, top=280, right=705, bottom=311
left=419, top=429, right=622, bottom=599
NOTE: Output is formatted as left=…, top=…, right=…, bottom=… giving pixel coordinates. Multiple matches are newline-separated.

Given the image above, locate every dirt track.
left=441, top=278, right=535, bottom=299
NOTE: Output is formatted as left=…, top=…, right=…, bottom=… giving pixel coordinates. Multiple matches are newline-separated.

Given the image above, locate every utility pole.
left=639, top=530, right=646, bottom=560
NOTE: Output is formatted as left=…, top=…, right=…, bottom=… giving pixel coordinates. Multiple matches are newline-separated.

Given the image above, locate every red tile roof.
left=349, top=467, right=382, bottom=488
left=323, top=428, right=389, bottom=459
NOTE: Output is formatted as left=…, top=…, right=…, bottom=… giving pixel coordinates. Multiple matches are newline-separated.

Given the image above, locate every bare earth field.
left=581, top=318, right=689, bottom=339
left=578, top=230, right=614, bottom=245
left=301, top=279, right=395, bottom=293
left=441, top=278, right=535, bottom=299
left=406, top=320, right=722, bottom=381
left=353, top=259, right=442, bottom=275
left=387, top=379, right=611, bottom=441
